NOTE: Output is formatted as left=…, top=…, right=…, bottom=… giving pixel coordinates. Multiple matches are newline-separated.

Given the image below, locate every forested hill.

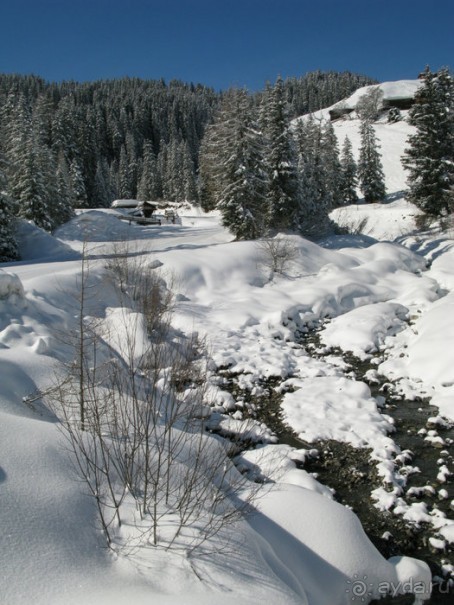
left=0, top=70, right=375, bottom=228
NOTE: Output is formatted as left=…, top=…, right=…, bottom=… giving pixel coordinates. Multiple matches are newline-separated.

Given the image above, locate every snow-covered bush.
left=0, top=270, right=25, bottom=304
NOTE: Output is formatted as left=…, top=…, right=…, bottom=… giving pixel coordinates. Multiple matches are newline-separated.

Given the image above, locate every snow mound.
left=54, top=210, right=137, bottom=243
left=16, top=220, right=80, bottom=262
left=250, top=483, right=431, bottom=604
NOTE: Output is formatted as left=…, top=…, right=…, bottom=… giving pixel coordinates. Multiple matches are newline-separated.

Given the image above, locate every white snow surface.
left=305, top=79, right=422, bottom=121
left=1, top=83, right=453, bottom=604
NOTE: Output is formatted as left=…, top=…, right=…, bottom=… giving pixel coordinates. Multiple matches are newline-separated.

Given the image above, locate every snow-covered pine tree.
left=198, top=118, right=226, bottom=211
left=294, top=117, right=333, bottom=236
left=402, top=66, right=454, bottom=217
left=216, top=89, right=268, bottom=239
left=91, top=158, right=110, bottom=208
left=321, top=121, right=342, bottom=208
left=137, top=140, right=161, bottom=201
left=118, top=145, right=134, bottom=200
left=358, top=119, right=386, bottom=203
left=180, top=141, right=198, bottom=202
left=55, top=152, right=76, bottom=223
left=339, top=136, right=358, bottom=205
left=0, top=153, right=19, bottom=262
left=261, top=77, right=300, bottom=231
left=69, top=158, right=89, bottom=209
left=355, top=86, right=383, bottom=122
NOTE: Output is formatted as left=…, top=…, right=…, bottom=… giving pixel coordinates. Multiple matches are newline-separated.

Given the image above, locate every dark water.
left=216, top=331, right=454, bottom=603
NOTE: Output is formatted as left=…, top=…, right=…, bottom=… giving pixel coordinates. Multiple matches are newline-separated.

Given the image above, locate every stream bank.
left=211, top=326, right=453, bottom=603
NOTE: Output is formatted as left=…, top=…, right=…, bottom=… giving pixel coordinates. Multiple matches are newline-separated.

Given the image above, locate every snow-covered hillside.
left=1, top=80, right=453, bottom=604
left=294, top=79, right=423, bottom=240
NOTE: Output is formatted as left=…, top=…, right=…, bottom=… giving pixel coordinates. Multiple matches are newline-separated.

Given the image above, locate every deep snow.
left=1, top=80, right=452, bottom=604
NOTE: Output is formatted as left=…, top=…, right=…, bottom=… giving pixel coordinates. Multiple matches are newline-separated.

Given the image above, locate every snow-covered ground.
left=1, top=81, right=452, bottom=604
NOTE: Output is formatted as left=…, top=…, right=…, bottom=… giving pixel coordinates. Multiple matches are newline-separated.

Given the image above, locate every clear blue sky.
left=1, top=0, right=452, bottom=90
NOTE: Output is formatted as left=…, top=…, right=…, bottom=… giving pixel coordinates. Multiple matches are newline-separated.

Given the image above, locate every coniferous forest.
left=1, top=67, right=452, bottom=260
left=0, top=71, right=375, bottom=241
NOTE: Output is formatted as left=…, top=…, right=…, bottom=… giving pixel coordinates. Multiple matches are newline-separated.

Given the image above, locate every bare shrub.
left=333, top=210, right=370, bottom=235
left=256, top=235, right=299, bottom=276
left=356, top=86, right=384, bottom=122
left=48, top=246, right=260, bottom=555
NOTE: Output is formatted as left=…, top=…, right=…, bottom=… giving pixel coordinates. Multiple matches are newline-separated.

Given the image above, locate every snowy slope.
left=293, top=80, right=423, bottom=240
left=306, top=79, right=422, bottom=122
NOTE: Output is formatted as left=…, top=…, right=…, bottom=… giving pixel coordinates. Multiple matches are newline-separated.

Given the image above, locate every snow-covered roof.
left=111, top=199, right=141, bottom=208
left=294, top=80, right=422, bottom=123
left=337, top=80, right=422, bottom=110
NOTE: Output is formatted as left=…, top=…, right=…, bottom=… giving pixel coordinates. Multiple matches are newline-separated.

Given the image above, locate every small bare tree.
left=356, top=86, right=384, bottom=122
left=48, top=244, right=261, bottom=555
left=256, top=235, right=299, bottom=276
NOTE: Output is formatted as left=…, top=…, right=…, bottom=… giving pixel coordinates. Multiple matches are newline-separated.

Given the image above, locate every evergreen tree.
left=320, top=121, right=342, bottom=208
left=55, top=152, right=75, bottom=223
left=294, top=117, right=332, bottom=235
left=402, top=66, right=454, bottom=217
left=92, top=158, right=111, bottom=208
left=180, top=141, right=198, bottom=202
left=339, top=136, right=358, bottom=204
left=358, top=120, right=386, bottom=203
left=0, top=154, right=19, bottom=262
left=137, top=140, right=161, bottom=200
left=118, top=145, right=134, bottom=200
left=15, top=139, right=55, bottom=230
left=198, top=119, right=225, bottom=211
left=261, top=77, right=300, bottom=230
left=216, top=89, right=268, bottom=239
left=69, top=158, right=88, bottom=208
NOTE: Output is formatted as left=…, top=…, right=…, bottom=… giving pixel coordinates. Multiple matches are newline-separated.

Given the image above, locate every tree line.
left=0, top=70, right=375, bottom=259
left=199, top=78, right=387, bottom=239
left=1, top=67, right=452, bottom=260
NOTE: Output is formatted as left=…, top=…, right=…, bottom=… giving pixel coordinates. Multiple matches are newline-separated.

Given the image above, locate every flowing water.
left=216, top=328, right=454, bottom=603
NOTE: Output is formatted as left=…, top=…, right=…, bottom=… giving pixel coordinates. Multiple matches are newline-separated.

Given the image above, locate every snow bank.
left=250, top=483, right=431, bottom=604
left=54, top=210, right=137, bottom=244
left=320, top=301, right=408, bottom=359
left=16, top=220, right=80, bottom=262
left=380, top=290, right=454, bottom=418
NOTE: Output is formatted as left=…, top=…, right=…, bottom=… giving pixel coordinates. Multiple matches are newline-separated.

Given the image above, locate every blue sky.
left=1, top=0, right=452, bottom=90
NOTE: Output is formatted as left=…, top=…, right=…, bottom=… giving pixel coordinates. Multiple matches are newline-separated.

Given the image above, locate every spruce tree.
left=137, top=140, right=161, bottom=201
left=0, top=155, right=19, bottom=262
left=358, top=120, right=386, bottom=203
left=321, top=121, right=342, bottom=208
left=180, top=141, right=198, bottom=202
left=55, top=152, right=75, bottom=223
left=294, top=117, right=332, bottom=236
left=198, top=119, right=226, bottom=211
left=69, top=158, right=89, bottom=208
left=402, top=66, right=454, bottom=217
left=216, top=89, right=268, bottom=239
left=261, top=77, right=300, bottom=230
left=339, top=136, right=358, bottom=204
